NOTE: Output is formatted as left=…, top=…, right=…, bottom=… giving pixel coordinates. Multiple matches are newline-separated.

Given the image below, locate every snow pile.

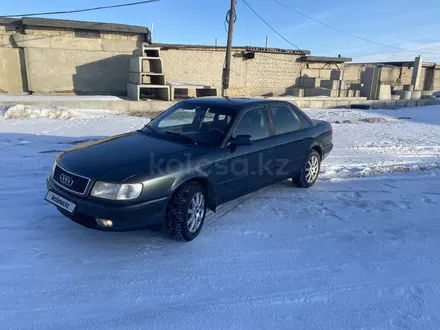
left=1, top=104, right=72, bottom=120
left=334, top=117, right=389, bottom=124
left=0, top=104, right=121, bottom=120
left=351, top=162, right=440, bottom=177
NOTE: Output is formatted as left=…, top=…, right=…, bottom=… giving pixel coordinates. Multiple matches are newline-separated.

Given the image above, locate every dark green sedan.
left=45, top=97, right=333, bottom=241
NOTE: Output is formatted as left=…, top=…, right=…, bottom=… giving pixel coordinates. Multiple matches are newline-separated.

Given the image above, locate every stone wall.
left=160, top=48, right=225, bottom=93
left=0, top=23, right=144, bottom=94
left=243, top=52, right=303, bottom=96
left=160, top=48, right=340, bottom=97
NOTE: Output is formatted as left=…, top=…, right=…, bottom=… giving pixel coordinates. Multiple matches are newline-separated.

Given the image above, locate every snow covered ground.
left=0, top=94, right=125, bottom=102
left=1, top=105, right=440, bottom=329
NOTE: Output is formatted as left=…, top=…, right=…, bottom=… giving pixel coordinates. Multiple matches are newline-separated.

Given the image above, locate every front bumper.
left=46, top=177, right=169, bottom=231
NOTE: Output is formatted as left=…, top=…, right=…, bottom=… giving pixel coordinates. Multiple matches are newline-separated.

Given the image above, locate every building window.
left=75, top=29, right=100, bottom=38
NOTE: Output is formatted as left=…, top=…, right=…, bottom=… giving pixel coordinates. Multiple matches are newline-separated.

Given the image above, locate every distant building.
left=1, top=17, right=359, bottom=98
left=345, top=60, right=440, bottom=94
left=0, top=17, right=150, bottom=95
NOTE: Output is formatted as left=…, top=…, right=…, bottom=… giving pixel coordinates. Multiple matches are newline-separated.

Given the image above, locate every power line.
left=242, top=0, right=300, bottom=50
left=272, top=0, right=440, bottom=56
left=1, top=0, right=159, bottom=18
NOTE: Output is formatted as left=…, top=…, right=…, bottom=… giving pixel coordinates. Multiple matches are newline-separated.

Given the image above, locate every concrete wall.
left=160, top=48, right=343, bottom=97
left=0, top=25, right=23, bottom=93
left=0, top=24, right=143, bottom=94
left=345, top=63, right=440, bottom=91
left=0, top=48, right=23, bottom=93
left=24, top=48, right=133, bottom=94
left=434, top=69, right=440, bottom=91
left=2, top=97, right=437, bottom=113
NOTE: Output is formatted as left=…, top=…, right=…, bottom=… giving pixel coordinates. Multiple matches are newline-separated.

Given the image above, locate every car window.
left=292, top=107, right=313, bottom=128
left=270, top=105, right=300, bottom=135
left=233, top=107, right=270, bottom=141
left=147, top=102, right=236, bottom=146
left=157, top=107, right=196, bottom=127
left=202, top=110, right=215, bottom=123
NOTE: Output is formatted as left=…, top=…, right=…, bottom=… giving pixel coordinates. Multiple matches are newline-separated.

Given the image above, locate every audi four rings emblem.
left=60, top=174, right=74, bottom=187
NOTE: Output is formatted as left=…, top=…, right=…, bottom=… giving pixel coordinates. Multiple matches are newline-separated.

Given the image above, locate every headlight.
left=116, top=184, right=143, bottom=200
left=90, top=181, right=143, bottom=200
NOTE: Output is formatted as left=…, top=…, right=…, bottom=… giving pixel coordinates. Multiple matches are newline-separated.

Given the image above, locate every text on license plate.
left=45, top=191, right=76, bottom=213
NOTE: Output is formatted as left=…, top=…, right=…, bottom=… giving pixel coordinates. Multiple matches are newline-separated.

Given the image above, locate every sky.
left=2, top=0, right=440, bottom=63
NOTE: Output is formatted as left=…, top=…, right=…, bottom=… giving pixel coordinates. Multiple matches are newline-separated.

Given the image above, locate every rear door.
left=268, top=103, right=310, bottom=180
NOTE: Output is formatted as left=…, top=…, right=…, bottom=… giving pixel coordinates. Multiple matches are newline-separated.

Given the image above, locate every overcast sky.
left=2, top=0, right=440, bottom=62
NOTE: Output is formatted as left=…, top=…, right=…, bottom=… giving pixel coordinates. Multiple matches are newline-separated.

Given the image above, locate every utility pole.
left=222, top=0, right=237, bottom=96
left=150, top=23, right=154, bottom=41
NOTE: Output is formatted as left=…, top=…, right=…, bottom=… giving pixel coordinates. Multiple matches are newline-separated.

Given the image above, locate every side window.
left=270, top=105, right=300, bottom=135
left=292, top=107, right=313, bottom=128
left=233, top=107, right=270, bottom=141
left=202, top=109, right=215, bottom=123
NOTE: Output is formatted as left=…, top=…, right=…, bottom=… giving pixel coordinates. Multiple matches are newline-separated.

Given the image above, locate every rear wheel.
left=165, top=181, right=206, bottom=241
left=292, top=150, right=321, bottom=188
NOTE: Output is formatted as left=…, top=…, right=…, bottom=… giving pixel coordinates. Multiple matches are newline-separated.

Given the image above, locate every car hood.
left=57, top=131, right=197, bottom=181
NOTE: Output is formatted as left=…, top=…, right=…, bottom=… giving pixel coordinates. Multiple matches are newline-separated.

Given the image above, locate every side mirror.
left=229, top=134, right=253, bottom=146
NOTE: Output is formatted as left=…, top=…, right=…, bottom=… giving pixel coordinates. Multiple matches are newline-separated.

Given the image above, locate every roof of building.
left=0, top=17, right=149, bottom=35
left=301, top=55, right=352, bottom=63
left=347, top=61, right=438, bottom=68
left=154, top=44, right=353, bottom=62
left=0, top=18, right=18, bottom=25
left=154, top=43, right=311, bottom=55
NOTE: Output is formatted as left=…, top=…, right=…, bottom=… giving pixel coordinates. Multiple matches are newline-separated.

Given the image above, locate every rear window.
left=292, top=107, right=313, bottom=128
left=269, top=105, right=300, bottom=135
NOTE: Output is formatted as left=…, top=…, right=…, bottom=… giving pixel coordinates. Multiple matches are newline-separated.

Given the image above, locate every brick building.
left=155, top=44, right=349, bottom=97
left=1, top=17, right=352, bottom=98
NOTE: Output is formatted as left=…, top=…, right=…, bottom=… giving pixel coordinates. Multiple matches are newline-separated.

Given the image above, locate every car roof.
left=180, top=97, right=288, bottom=110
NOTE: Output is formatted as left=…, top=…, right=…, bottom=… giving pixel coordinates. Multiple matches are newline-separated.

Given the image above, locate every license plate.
left=45, top=191, right=76, bottom=214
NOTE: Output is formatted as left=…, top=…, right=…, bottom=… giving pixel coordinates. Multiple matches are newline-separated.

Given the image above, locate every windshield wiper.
left=164, top=131, right=198, bottom=145
left=142, top=125, right=158, bottom=134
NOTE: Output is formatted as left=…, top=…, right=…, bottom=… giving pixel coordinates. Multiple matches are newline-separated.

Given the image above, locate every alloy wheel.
left=187, top=192, right=205, bottom=233
left=305, top=155, right=319, bottom=183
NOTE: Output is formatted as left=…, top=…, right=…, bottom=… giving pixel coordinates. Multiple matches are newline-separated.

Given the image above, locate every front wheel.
left=165, top=182, right=206, bottom=241
left=292, top=150, right=321, bottom=188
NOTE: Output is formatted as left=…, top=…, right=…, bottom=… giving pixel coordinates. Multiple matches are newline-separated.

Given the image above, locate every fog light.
left=96, top=219, right=113, bottom=228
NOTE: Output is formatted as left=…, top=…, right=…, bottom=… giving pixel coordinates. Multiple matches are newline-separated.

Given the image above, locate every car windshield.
left=145, top=102, right=237, bottom=146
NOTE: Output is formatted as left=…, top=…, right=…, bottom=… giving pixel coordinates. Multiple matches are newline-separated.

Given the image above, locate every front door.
left=217, top=106, right=276, bottom=203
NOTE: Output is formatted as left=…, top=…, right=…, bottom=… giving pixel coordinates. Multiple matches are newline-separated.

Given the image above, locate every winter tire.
left=165, top=181, right=206, bottom=241
left=292, top=150, right=321, bottom=188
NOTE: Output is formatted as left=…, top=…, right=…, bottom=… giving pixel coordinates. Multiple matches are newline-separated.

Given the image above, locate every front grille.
left=53, top=165, right=90, bottom=195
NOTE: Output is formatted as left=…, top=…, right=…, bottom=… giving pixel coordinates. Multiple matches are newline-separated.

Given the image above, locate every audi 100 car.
left=45, top=98, right=333, bottom=241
